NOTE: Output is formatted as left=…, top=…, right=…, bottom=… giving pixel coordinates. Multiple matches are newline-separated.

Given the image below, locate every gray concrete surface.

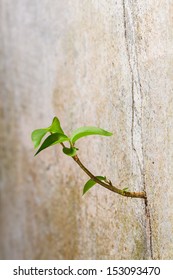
left=0, top=0, right=173, bottom=259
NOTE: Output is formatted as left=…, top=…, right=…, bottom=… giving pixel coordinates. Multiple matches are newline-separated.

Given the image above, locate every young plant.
left=31, top=117, right=146, bottom=199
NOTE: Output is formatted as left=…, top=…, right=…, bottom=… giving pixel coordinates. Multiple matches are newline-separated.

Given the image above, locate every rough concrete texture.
left=0, top=0, right=173, bottom=259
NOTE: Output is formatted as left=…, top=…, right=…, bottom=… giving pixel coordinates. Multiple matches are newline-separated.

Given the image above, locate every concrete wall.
left=0, top=0, right=173, bottom=259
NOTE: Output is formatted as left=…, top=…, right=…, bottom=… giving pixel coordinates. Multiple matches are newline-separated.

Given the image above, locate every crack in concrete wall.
left=122, top=0, right=153, bottom=259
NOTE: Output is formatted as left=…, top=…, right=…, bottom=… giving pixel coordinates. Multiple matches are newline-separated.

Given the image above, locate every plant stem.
left=72, top=154, right=146, bottom=199
left=60, top=142, right=146, bottom=199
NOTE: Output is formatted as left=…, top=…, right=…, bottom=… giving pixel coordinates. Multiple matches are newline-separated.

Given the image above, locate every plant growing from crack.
left=31, top=117, right=146, bottom=199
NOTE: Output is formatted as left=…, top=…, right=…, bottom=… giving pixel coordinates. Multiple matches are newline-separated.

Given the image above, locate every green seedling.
left=31, top=117, right=146, bottom=199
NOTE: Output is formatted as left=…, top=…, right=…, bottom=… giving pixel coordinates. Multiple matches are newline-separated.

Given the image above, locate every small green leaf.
left=35, top=133, right=69, bottom=156
left=31, top=117, right=64, bottom=148
left=83, top=176, right=106, bottom=195
left=122, top=187, right=129, bottom=192
left=49, top=116, right=64, bottom=134
left=31, top=128, right=49, bottom=148
left=70, top=126, right=113, bottom=144
left=63, top=147, right=78, bottom=157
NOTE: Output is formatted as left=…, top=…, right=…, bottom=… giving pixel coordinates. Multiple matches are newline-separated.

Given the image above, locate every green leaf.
left=70, top=126, right=113, bottom=144
left=122, top=187, right=129, bottom=192
left=31, top=128, right=49, bottom=148
left=49, top=116, right=64, bottom=134
left=31, top=117, right=64, bottom=149
left=63, top=147, right=78, bottom=157
left=83, top=176, right=106, bottom=195
left=35, top=133, right=69, bottom=156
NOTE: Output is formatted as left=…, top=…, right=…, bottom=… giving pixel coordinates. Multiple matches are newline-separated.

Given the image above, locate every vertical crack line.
left=122, top=1, right=140, bottom=174
left=144, top=198, right=153, bottom=259
left=122, top=0, right=153, bottom=259
left=134, top=1, right=154, bottom=259
left=122, top=0, right=135, bottom=153
left=122, top=0, right=141, bottom=177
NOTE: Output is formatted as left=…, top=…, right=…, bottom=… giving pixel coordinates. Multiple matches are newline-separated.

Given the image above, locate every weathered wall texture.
left=0, top=0, right=173, bottom=259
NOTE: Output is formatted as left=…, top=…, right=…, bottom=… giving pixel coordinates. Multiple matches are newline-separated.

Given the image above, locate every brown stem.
left=72, top=154, right=146, bottom=199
